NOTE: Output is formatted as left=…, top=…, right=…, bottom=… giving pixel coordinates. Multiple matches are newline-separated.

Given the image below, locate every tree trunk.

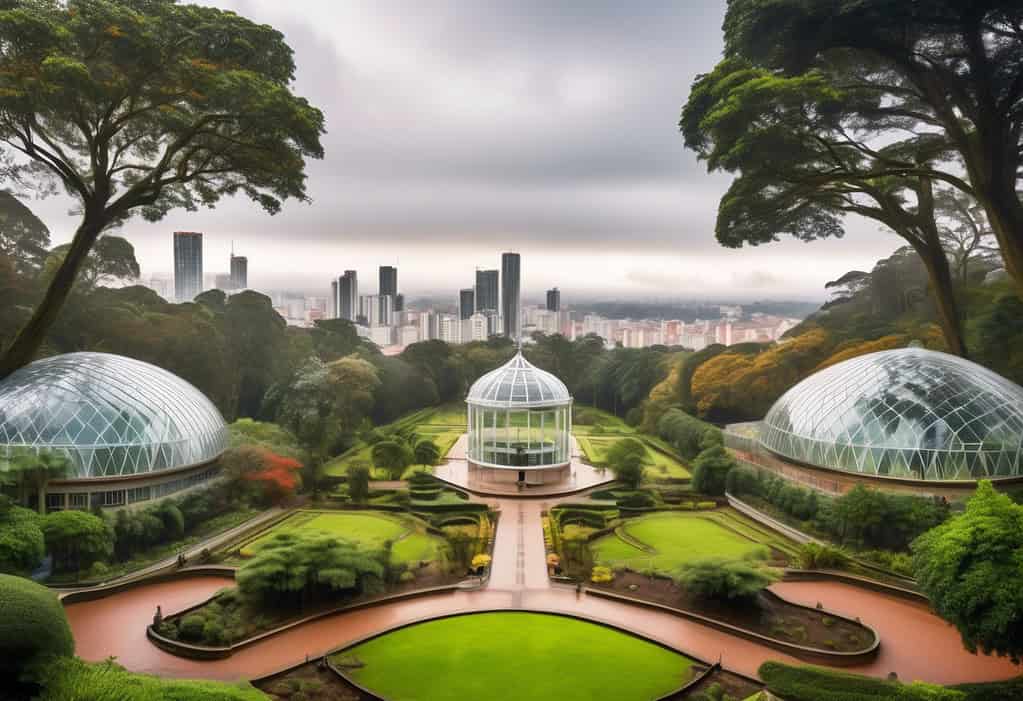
left=0, top=214, right=107, bottom=379
left=912, top=236, right=969, bottom=358
left=979, top=188, right=1023, bottom=297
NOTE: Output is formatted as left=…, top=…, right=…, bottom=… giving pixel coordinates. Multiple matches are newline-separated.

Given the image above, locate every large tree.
left=0, top=189, right=50, bottom=275
left=912, top=481, right=1023, bottom=662
left=681, top=59, right=971, bottom=355
left=0, top=0, right=324, bottom=378
left=718, top=0, right=1023, bottom=295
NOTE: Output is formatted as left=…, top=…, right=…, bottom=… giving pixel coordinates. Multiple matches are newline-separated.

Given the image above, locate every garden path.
left=65, top=495, right=1021, bottom=686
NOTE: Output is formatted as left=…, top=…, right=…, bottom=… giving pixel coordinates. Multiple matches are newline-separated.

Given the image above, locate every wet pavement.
left=65, top=496, right=1021, bottom=685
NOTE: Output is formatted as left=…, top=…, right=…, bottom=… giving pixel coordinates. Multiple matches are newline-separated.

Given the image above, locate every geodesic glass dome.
left=466, top=352, right=572, bottom=469
left=759, top=348, right=1023, bottom=480
left=0, top=352, right=228, bottom=479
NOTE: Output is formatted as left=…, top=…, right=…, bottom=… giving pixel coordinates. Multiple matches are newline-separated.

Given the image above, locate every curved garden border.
left=585, top=586, right=880, bottom=666
left=58, top=565, right=236, bottom=605
left=253, top=608, right=756, bottom=701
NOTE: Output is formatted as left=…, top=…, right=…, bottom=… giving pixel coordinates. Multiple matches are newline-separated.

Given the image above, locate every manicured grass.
left=238, top=510, right=448, bottom=568
left=591, top=511, right=774, bottom=575
left=339, top=612, right=694, bottom=701
left=577, top=435, right=690, bottom=480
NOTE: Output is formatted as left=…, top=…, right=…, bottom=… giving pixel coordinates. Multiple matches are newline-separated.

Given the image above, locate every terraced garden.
left=590, top=510, right=795, bottom=576
left=233, top=510, right=450, bottom=569
left=325, top=403, right=466, bottom=479
left=573, top=407, right=690, bottom=480
left=334, top=612, right=696, bottom=701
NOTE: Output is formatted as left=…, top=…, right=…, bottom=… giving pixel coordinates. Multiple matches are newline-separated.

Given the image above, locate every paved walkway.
left=64, top=496, right=1021, bottom=686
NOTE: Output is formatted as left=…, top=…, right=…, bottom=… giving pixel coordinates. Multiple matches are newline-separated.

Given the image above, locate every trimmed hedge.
left=759, top=662, right=964, bottom=701
left=0, top=573, right=74, bottom=679
left=35, top=657, right=267, bottom=700
left=952, top=678, right=1023, bottom=701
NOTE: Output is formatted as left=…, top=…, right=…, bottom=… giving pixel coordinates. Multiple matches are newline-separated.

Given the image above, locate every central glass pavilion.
left=465, top=352, right=572, bottom=485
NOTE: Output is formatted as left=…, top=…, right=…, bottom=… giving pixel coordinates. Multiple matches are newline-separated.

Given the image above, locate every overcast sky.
left=32, top=0, right=900, bottom=301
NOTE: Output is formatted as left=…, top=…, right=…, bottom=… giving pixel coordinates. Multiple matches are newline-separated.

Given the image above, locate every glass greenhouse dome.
left=466, top=352, right=572, bottom=470
left=0, top=352, right=228, bottom=479
left=759, top=348, right=1023, bottom=481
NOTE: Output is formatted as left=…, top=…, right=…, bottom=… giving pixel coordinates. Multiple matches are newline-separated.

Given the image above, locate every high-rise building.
left=361, top=294, right=393, bottom=327
left=394, top=293, right=405, bottom=312
left=546, top=287, right=560, bottom=312
left=379, top=265, right=397, bottom=307
left=173, top=231, right=203, bottom=302
left=475, top=269, right=499, bottom=312
left=336, top=270, right=358, bottom=321
left=230, top=253, right=248, bottom=290
left=501, top=252, right=520, bottom=342
left=418, top=311, right=439, bottom=341
left=329, top=280, right=339, bottom=318
left=459, top=288, right=475, bottom=320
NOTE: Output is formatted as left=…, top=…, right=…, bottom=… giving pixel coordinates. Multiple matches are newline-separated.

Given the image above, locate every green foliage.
left=0, top=500, right=45, bottom=574
left=236, top=531, right=386, bottom=610
left=347, top=462, right=372, bottom=503
left=795, top=542, right=848, bottom=571
left=656, top=408, right=717, bottom=460
left=673, top=557, right=779, bottom=601
left=413, top=439, right=441, bottom=466
left=0, top=573, right=74, bottom=681
left=0, top=190, right=50, bottom=275
left=371, top=440, right=412, bottom=479
left=178, top=614, right=207, bottom=643
left=42, top=510, right=114, bottom=573
left=690, top=445, right=736, bottom=496
left=610, top=452, right=645, bottom=489
left=34, top=657, right=267, bottom=701
left=912, top=482, right=1023, bottom=662
left=759, top=662, right=965, bottom=701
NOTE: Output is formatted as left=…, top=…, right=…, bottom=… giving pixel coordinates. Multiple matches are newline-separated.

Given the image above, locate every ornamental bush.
left=591, top=565, right=614, bottom=583
left=0, top=574, right=74, bottom=681
left=42, top=510, right=114, bottom=573
left=673, top=558, right=779, bottom=602
left=690, top=445, right=736, bottom=496
left=758, top=661, right=964, bottom=701
left=0, top=500, right=45, bottom=574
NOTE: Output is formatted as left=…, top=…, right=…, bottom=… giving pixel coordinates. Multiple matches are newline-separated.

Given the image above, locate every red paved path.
left=65, top=497, right=1020, bottom=685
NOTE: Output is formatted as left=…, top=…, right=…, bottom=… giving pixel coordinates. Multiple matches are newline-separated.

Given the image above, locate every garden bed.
left=592, top=571, right=875, bottom=653
left=257, top=661, right=362, bottom=701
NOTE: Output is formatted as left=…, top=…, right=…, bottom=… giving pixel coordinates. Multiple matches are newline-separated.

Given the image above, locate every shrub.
left=348, top=462, right=372, bottom=503
left=758, top=661, right=964, bottom=701
left=471, top=553, right=492, bottom=572
left=673, top=558, right=780, bottom=601
left=371, top=440, right=411, bottom=479
left=591, top=565, right=614, bottom=583
left=41, top=510, right=114, bottom=574
left=34, top=657, right=267, bottom=701
left=178, top=614, right=207, bottom=642
left=0, top=502, right=45, bottom=574
left=203, top=620, right=227, bottom=646
left=690, top=445, right=736, bottom=496
left=695, top=501, right=717, bottom=510
left=725, top=465, right=759, bottom=496
left=413, top=439, right=441, bottom=465
left=617, top=492, right=656, bottom=509
left=795, top=543, right=848, bottom=570
left=611, top=452, right=646, bottom=489
left=0, top=574, right=74, bottom=682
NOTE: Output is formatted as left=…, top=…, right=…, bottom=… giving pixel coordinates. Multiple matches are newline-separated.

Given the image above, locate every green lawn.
left=339, top=612, right=694, bottom=701
left=237, top=510, right=448, bottom=567
left=576, top=434, right=690, bottom=480
left=590, top=511, right=776, bottom=575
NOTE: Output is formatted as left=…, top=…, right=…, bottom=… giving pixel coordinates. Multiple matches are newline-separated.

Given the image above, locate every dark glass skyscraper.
left=173, top=231, right=203, bottom=302
left=475, top=269, right=499, bottom=312
left=501, top=252, right=520, bottom=342
left=230, top=254, right=248, bottom=290
left=459, top=288, right=475, bottom=320
left=379, top=266, right=397, bottom=308
left=338, top=270, right=358, bottom=321
left=546, top=287, right=560, bottom=312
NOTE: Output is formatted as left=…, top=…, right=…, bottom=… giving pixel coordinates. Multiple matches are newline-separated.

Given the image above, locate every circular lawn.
left=336, top=611, right=694, bottom=701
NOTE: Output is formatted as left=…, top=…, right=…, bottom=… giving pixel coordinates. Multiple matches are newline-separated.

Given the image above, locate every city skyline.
left=21, top=0, right=903, bottom=302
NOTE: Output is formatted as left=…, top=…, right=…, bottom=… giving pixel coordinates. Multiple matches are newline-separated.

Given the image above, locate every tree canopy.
left=0, top=0, right=325, bottom=378
left=717, top=0, right=1023, bottom=296
left=912, top=481, right=1023, bottom=662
